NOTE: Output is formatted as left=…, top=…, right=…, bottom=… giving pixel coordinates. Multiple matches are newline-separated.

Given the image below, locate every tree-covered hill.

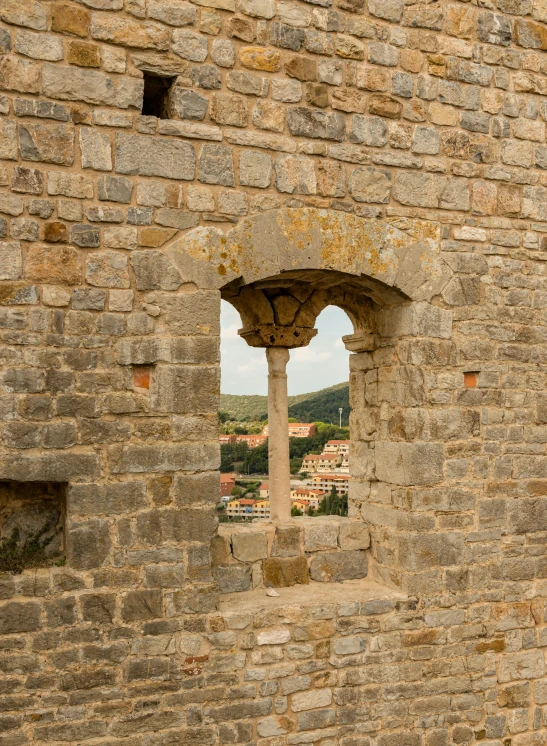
left=288, top=382, right=349, bottom=426
left=220, top=382, right=350, bottom=426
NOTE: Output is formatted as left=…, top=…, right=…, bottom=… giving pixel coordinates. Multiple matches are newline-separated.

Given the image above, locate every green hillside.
left=289, top=382, right=349, bottom=426
left=220, top=382, right=350, bottom=426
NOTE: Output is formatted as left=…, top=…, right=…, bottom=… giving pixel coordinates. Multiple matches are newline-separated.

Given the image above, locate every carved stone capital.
left=239, top=325, right=318, bottom=348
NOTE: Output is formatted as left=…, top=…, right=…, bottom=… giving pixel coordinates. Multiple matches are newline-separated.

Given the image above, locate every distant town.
left=219, top=422, right=350, bottom=520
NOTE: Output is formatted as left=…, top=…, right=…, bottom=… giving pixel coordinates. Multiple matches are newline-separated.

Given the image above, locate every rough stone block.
left=214, top=564, right=252, bottom=593
left=274, top=154, right=316, bottom=194
left=86, top=250, right=129, bottom=288
left=122, top=590, right=163, bottom=621
left=375, top=442, right=445, bottom=486
left=171, top=87, right=209, bottom=120
left=0, top=602, right=41, bottom=634
left=131, top=250, right=182, bottom=291
left=198, top=143, right=235, bottom=186
left=42, top=63, right=115, bottom=105
left=18, top=122, right=74, bottom=165
left=90, top=15, right=169, bottom=49
left=309, top=550, right=368, bottom=582
left=68, top=519, right=111, bottom=570
left=115, top=134, right=195, bottom=180
left=69, top=482, right=147, bottom=515
left=80, top=127, right=112, bottom=171
left=51, top=2, right=90, bottom=36
left=349, top=166, right=391, bottom=203
left=263, top=556, right=309, bottom=587
left=339, top=522, right=370, bottom=550
left=232, top=531, right=268, bottom=562
left=272, top=525, right=301, bottom=557
left=26, top=244, right=80, bottom=285
left=303, top=521, right=339, bottom=551
left=400, top=533, right=464, bottom=572
left=0, top=241, right=22, bottom=280
left=508, top=497, right=547, bottom=534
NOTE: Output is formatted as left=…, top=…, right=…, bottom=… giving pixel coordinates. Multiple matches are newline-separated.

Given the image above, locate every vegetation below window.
left=0, top=525, right=64, bottom=574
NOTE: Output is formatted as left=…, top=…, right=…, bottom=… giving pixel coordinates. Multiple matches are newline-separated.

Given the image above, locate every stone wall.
left=1, top=0, right=547, bottom=743
left=213, top=518, right=370, bottom=591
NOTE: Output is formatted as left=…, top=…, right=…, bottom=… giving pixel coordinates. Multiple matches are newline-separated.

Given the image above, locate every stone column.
left=266, top=347, right=291, bottom=523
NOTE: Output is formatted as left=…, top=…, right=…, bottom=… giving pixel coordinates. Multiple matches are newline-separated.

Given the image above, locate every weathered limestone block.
left=339, top=522, right=370, bottom=550
left=0, top=241, right=22, bottom=280
left=309, top=550, right=367, bottom=582
left=508, top=497, right=547, bottom=534
left=0, top=0, right=47, bottom=29
left=111, top=442, right=220, bottom=473
left=18, top=122, right=74, bottom=165
left=303, top=521, right=338, bottom=551
left=0, top=602, right=42, bottom=634
left=399, top=533, right=464, bottom=571
left=375, top=443, right=444, bottom=486
left=71, top=223, right=100, bottom=247
left=272, top=525, right=301, bottom=556
left=232, top=531, right=268, bottom=562
left=86, top=250, right=130, bottom=288
left=67, top=519, right=111, bottom=570
left=240, top=46, right=281, bottom=71
left=80, top=127, right=112, bottom=171
left=214, top=564, right=251, bottom=593
left=0, top=57, right=40, bottom=93
left=91, top=14, right=170, bottom=49
left=51, top=2, right=90, bottom=36
left=48, top=171, right=93, bottom=199
left=68, top=39, right=101, bottom=67
left=26, top=244, right=81, bottom=285
left=172, top=29, right=208, bottom=61
left=393, top=172, right=470, bottom=210
left=12, top=165, right=42, bottom=194
left=130, top=250, right=182, bottom=290
left=349, top=166, right=391, bottom=203
left=69, top=482, right=147, bottom=515
left=115, top=134, right=195, bottom=180
left=292, top=688, right=332, bottom=711
left=147, top=0, right=196, bottom=26
left=198, top=143, right=235, bottom=186
left=171, top=87, right=209, bottom=120
left=151, top=366, right=219, bottom=413
left=274, top=154, right=316, bottom=194
left=14, top=30, right=63, bottom=60
left=42, top=63, right=116, bottom=105
left=263, top=556, right=309, bottom=586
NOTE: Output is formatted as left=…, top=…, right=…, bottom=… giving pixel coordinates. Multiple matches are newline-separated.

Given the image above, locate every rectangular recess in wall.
left=0, top=481, right=66, bottom=573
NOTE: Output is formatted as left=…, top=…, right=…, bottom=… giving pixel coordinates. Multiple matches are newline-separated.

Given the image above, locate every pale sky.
left=220, top=300, right=353, bottom=395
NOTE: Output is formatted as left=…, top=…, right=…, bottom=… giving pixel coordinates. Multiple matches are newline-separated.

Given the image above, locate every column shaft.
left=266, top=347, right=291, bottom=523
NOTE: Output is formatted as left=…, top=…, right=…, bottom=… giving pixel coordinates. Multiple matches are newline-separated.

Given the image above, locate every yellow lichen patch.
left=277, top=208, right=316, bottom=252
left=319, top=212, right=398, bottom=282
left=239, top=46, right=281, bottom=72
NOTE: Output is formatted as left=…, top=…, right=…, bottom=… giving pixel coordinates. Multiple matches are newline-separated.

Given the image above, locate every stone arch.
left=165, top=207, right=453, bottom=304
left=220, top=270, right=376, bottom=351
left=164, top=207, right=458, bottom=589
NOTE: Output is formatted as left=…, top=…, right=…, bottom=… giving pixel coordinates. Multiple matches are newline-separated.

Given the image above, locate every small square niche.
left=141, top=73, right=174, bottom=119
left=0, top=482, right=66, bottom=573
